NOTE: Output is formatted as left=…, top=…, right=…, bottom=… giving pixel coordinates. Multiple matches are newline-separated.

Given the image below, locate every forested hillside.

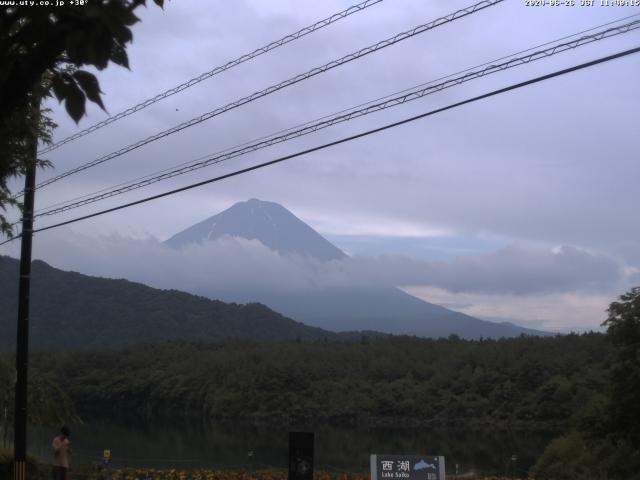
left=26, top=333, right=608, bottom=427
left=0, top=256, right=339, bottom=349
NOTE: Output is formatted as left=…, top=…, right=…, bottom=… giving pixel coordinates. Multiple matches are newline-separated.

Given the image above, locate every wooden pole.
left=13, top=122, right=37, bottom=480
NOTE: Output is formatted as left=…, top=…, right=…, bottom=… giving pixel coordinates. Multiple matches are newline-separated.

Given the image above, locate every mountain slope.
left=164, top=199, right=549, bottom=339
left=166, top=198, right=346, bottom=261
left=208, top=286, right=548, bottom=339
left=0, top=256, right=339, bottom=351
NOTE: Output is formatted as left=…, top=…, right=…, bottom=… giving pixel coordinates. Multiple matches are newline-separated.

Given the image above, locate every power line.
left=38, top=0, right=384, bottom=155
left=3, top=45, right=634, bottom=241
left=31, top=12, right=640, bottom=216
left=24, top=0, right=504, bottom=196
left=0, top=236, right=16, bottom=246
left=31, top=19, right=640, bottom=220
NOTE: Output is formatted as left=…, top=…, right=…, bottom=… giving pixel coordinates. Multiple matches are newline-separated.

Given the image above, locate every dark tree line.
left=16, top=333, right=609, bottom=428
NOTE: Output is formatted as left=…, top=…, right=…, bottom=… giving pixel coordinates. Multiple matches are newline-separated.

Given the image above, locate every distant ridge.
left=166, top=198, right=346, bottom=261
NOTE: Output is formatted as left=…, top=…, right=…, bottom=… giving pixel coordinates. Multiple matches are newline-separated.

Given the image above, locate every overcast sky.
left=3, top=0, right=640, bottom=331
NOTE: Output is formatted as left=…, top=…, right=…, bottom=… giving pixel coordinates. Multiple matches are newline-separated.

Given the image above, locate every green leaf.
left=50, top=74, right=70, bottom=102
left=73, top=70, right=105, bottom=111
left=84, top=4, right=102, bottom=18
left=63, top=82, right=86, bottom=123
left=104, top=16, right=133, bottom=44
left=110, top=43, right=129, bottom=69
left=114, top=2, right=141, bottom=26
left=92, top=28, right=115, bottom=70
left=65, top=28, right=90, bottom=65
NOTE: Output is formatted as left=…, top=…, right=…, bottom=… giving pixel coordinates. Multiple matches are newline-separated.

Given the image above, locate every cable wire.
left=38, top=0, right=384, bottom=155
left=30, top=12, right=640, bottom=216
left=24, top=0, right=504, bottom=196
left=31, top=19, right=640, bottom=219
left=3, top=45, right=633, bottom=240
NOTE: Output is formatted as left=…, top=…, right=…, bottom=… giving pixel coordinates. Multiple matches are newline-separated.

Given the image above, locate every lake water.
left=28, top=420, right=556, bottom=476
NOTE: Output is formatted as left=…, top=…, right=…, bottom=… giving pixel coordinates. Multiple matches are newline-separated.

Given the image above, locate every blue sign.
left=370, top=455, right=445, bottom=480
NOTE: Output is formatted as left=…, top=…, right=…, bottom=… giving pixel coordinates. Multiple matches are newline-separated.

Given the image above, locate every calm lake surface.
left=29, top=420, right=556, bottom=476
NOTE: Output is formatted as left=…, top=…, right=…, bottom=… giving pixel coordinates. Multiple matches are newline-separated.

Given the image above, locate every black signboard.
left=288, top=432, right=314, bottom=480
left=370, top=455, right=445, bottom=480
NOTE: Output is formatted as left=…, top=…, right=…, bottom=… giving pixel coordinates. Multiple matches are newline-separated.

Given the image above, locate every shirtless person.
left=52, top=426, right=71, bottom=480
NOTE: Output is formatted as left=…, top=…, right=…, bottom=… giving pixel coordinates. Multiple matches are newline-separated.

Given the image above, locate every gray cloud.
left=0, top=229, right=626, bottom=297
left=326, top=245, right=625, bottom=295
left=7, top=0, right=635, bottom=252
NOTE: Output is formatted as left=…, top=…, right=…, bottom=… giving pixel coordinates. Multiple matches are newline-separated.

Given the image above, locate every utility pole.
left=13, top=104, right=38, bottom=480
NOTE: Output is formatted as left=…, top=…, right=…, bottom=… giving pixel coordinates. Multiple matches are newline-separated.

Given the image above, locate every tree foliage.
left=0, top=256, right=337, bottom=350
left=532, top=287, right=640, bottom=480
left=15, top=333, right=609, bottom=429
left=0, top=0, right=163, bottom=236
left=602, top=286, right=640, bottom=447
left=0, top=357, right=79, bottom=449
left=0, top=85, right=55, bottom=236
left=1, top=0, right=163, bottom=124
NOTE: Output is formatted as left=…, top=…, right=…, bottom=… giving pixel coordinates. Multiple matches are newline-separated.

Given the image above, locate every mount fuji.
left=166, top=199, right=547, bottom=339
left=166, top=198, right=345, bottom=261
